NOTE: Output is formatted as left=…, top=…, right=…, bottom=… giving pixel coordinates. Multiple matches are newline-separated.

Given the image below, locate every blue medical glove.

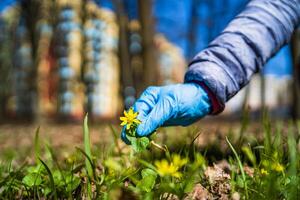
left=121, top=83, right=211, bottom=143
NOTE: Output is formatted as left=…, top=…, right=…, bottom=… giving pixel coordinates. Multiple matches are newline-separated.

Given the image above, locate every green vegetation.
left=0, top=115, right=300, bottom=199
left=120, top=108, right=151, bottom=152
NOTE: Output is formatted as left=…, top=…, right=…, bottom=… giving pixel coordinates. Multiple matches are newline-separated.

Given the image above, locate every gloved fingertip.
left=133, top=103, right=139, bottom=112
left=136, top=121, right=156, bottom=137
left=136, top=123, right=148, bottom=137
left=133, top=102, right=149, bottom=120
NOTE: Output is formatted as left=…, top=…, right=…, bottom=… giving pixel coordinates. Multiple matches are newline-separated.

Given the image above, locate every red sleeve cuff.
left=191, top=81, right=225, bottom=115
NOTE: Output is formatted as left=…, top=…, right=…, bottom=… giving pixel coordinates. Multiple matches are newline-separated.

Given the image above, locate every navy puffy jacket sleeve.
left=184, top=0, right=300, bottom=114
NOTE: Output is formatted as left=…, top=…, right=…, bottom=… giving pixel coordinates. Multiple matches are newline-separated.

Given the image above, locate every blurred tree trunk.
left=18, top=0, right=43, bottom=120
left=292, top=29, right=300, bottom=119
left=21, top=0, right=42, bottom=63
left=115, top=0, right=132, bottom=87
left=138, top=0, right=158, bottom=89
left=0, top=22, right=11, bottom=121
left=114, top=0, right=134, bottom=109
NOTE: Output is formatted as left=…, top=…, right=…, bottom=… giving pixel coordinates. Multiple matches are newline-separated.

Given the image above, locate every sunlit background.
left=0, top=0, right=299, bottom=123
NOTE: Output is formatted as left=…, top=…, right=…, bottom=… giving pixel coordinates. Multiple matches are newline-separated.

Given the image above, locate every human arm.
left=122, top=0, right=300, bottom=141
left=185, top=0, right=300, bottom=113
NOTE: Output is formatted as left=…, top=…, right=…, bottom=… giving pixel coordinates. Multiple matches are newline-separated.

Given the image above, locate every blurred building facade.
left=0, top=0, right=296, bottom=122
left=0, top=0, right=122, bottom=121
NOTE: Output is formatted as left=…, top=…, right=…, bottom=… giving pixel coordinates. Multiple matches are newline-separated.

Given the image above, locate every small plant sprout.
left=120, top=108, right=166, bottom=153
left=120, top=108, right=150, bottom=152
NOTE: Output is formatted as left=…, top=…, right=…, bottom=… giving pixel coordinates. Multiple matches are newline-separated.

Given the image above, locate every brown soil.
left=0, top=118, right=265, bottom=153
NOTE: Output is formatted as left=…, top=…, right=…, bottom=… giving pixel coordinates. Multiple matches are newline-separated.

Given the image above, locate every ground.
left=0, top=119, right=256, bottom=154
left=0, top=118, right=297, bottom=199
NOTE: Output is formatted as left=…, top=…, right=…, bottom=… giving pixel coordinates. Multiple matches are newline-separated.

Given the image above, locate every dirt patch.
left=185, top=184, right=213, bottom=200
left=184, top=161, right=245, bottom=199
left=0, top=123, right=114, bottom=151
left=204, top=164, right=231, bottom=199
left=0, top=119, right=264, bottom=156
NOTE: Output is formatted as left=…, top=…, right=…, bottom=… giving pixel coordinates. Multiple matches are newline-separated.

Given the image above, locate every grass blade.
left=287, top=130, right=298, bottom=199
left=75, top=147, right=95, bottom=173
left=76, top=147, right=94, bottom=199
left=109, top=125, right=122, bottom=155
left=34, top=126, right=40, bottom=163
left=83, top=114, right=93, bottom=178
left=38, top=158, right=57, bottom=200
left=226, top=137, right=248, bottom=199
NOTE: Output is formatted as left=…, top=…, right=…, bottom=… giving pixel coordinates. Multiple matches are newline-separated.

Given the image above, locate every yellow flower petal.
left=120, top=108, right=141, bottom=130
left=155, top=159, right=181, bottom=178
left=120, top=121, right=127, bottom=126
left=172, top=172, right=182, bottom=178
left=128, top=108, right=134, bottom=115
left=133, top=112, right=138, bottom=118
left=172, top=154, right=188, bottom=168
left=133, top=119, right=141, bottom=124
left=273, top=163, right=284, bottom=172
left=120, top=116, right=127, bottom=121
left=260, top=168, right=269, bottom=175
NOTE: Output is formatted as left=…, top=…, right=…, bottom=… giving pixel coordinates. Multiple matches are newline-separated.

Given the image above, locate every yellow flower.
left=104, top=158, right=123, bottom=176
left=155, top=159, right=182, bottom=178
left=172, top=154, right=188, bottom=168
left=272, top=163, right=284, bottom=172
left=260, top=168, right=269, bottom=175
left=120, top=108, right=141, bottom=130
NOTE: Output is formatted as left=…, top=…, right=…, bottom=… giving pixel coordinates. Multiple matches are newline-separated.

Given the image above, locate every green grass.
left=0, top=116, right=300, bottom=199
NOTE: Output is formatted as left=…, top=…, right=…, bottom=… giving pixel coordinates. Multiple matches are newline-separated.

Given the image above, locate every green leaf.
left=141, top=168, right=157, bottom=177
left=22, top=173, right=42, bottom=187
left=34, top=126, right=40, bottom=163
left=127, top=136, right=150, bottom=153
left=83, top=114, right=93, bottom=178
left=39, top=158, right=57, bottom=200
left=75, top=147, right=95, bottom=178
left=44, top=188, right=52, bottom=196
left=137, top=159, right=157, bottom=171
left=242, top=146, right=256, bottom=166
left=53, top=170, right=64, bottom=187
left=137, top=168, right=157, bottom=192
left=226, top=137, right=248, bottom=199
left=83, top=114, right=93, bottom=200
left=183, top=179, right=195, bottom=194
left=27, top=164, right=43, bottom=174
left=104, top=158, right=122, bottom=172
left=65, top=173, right=81, bottom=192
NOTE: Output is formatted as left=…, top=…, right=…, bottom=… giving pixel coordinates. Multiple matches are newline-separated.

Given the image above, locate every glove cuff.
left=188, top=80, right=225, bottom=115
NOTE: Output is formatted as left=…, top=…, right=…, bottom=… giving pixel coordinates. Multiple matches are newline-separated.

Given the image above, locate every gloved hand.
left=121, top=83, right=212, bottom=143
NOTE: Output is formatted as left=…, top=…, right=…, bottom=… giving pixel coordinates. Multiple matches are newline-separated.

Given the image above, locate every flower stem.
left=150, top=141, right=167, bottom=152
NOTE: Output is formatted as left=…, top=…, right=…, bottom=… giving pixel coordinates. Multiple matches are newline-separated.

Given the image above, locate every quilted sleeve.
left=184, top=0, right=300, bottom=114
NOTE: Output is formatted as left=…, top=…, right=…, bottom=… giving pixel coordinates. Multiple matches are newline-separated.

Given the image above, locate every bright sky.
left=0, top=0, right=17, bottom=13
